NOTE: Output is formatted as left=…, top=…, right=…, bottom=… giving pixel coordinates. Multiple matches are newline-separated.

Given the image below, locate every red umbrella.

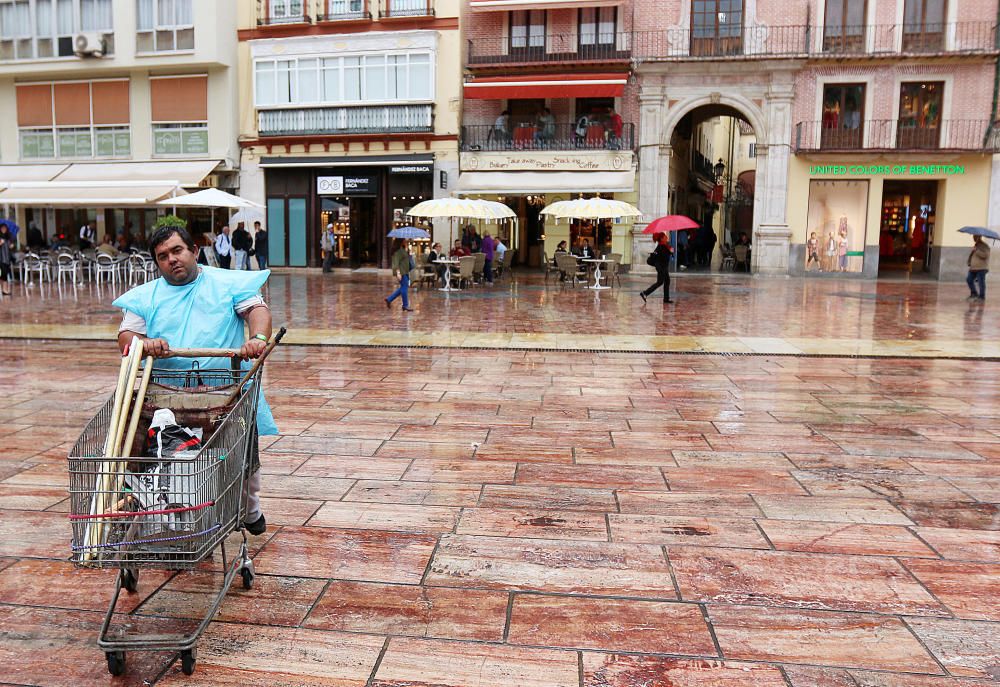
left=642, top=215, right=700, bottom=234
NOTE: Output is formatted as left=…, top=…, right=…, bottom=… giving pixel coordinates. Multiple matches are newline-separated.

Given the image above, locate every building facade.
left=0, top=0, right=240, bottom=243
left=459, top=0, right=640, bottom=267
left=236, top=0, right=461, bottom=269
left=631, top=0, right=1000, bottom=279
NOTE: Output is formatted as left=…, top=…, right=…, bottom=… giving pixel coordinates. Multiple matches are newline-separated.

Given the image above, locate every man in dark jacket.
left=231, top=222, right=252, bottom=270
left=252, top=221, right=268, bottom=270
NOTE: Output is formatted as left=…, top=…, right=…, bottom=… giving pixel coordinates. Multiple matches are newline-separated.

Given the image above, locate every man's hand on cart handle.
left=142, top=338, right=171, bottom=358
left=239, top=336, right=268, bottom=361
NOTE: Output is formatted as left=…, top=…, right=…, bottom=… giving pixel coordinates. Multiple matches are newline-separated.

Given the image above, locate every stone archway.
left=632, top=70, right=795, bottom=276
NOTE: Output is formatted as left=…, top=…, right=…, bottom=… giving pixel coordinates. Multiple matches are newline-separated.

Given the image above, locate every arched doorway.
left=664, top=104, right=758, bottom=272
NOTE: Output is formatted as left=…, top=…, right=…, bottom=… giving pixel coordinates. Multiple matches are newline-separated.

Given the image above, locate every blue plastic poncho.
left=112, top=266, right=278, bottom=435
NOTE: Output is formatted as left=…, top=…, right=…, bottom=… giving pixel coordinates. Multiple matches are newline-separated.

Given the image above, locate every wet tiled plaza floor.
left=0, top=271, right=998, bottom=685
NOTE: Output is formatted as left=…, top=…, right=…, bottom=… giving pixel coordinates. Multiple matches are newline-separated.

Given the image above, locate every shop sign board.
left=390, top=165, right=432, bottom=174
left=809, top=164, right=966, bottom=176
left=317, top=175, right=378, bottom=195
left=461, top=150, right=633, bottom=172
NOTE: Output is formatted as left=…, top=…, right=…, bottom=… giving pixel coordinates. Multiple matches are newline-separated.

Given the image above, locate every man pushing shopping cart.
left=68, top=223, right=283, bottom=677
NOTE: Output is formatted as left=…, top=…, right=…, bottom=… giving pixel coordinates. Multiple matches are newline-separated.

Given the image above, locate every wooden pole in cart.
left=224, top=327, right=287, bottom=407
left=109, top=355, right=155, bottom=501
left=84, top=342, right=138, bottom=559
left=111, top=342, right=144, bottom=459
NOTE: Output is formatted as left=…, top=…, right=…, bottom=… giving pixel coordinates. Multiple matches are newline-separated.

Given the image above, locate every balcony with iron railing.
left=794, top=119, right=992, bottom=153
left=468, top=32, right=632, bottom=66
left=466, top=22, right=997, bottom=64
left=460, top=122, right=635, bottom=152
left=257, top=0, right=313, bottom=26
left=380, top=0, right=434, bottom=18
left=258, top=104, right=434, bottom=137
left=317, top=0, right=370, bottom=22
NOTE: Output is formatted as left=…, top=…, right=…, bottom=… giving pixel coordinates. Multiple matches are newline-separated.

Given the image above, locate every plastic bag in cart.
left=123, top=409, right=203, bottom=537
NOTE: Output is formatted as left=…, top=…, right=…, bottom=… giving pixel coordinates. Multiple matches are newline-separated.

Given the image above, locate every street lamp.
left=713, top=159, right=726, bottom=182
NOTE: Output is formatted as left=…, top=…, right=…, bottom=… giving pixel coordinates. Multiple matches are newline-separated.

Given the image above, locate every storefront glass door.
left=267, top=199, right=286, bottom=266
left=288, top=198, right=307, bottom=267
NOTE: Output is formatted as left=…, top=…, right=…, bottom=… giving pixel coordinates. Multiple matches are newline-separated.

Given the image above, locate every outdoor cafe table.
left=582, top=257, right=612, bottom=290
left=434, top=258, right=461, bottom=291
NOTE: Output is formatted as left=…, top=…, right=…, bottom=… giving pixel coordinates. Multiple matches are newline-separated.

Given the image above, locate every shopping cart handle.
left=161, top=348, right=241, bottom=358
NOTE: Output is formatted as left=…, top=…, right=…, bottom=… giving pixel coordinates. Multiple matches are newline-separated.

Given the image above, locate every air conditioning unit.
left=73, top=32, right=106, bottom=57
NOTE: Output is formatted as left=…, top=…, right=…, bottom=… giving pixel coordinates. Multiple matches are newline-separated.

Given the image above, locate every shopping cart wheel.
left=121, top=568, right=138, bottom=593
left=106, top=651, right=126, bottom=676
left=180, top=649, right=196, bottom=676
left=240, top=561, right=255, bottom=590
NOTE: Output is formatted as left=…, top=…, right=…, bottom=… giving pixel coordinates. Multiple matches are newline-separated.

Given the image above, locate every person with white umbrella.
left=214, top=226, right=232, bottom=269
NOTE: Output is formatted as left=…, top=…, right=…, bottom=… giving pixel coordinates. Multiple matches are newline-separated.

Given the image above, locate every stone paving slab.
left=0, top=340, right=998, bottom=684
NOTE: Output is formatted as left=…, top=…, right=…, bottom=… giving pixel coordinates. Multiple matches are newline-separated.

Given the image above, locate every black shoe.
left=664, top=299, right=673, bottom=304
left=403, top=307, right=414, bottom=312
left=639, top=292, right=647, bottom=303
left=245, top=513, right=266, bottom=536
left=385, top=298, right=391, bottom=309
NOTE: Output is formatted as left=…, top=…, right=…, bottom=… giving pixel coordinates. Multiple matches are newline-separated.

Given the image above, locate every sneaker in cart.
left=244, top=513, right=266, bottom=536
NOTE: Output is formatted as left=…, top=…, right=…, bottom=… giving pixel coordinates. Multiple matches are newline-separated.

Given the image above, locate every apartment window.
left=821, top=83, right=865, bottom=148
left=0, top=0, right=112, bottom=60
left=137, top=0, right=193, bottom=53
left=824, top=0, right=866, bottom=52
left=151, top=75, right=208, bottom=157
left=748, top=142, right=756, bottom=158
left=898, top=81, right=943, bottom=148
left=691, top=0, right=743, bottom=56
left=903, top=0, right=945, bottom=51
left=269, top=0, right=303, bottom=23
left=385, top=0, right=428, bottom=17
left=325, top=0, right=364, bottom=19
left=579, top=6, right=616, bottom=47
left=510, top=10, right=544, bottom=51
left=254, top=52, right=433, bottom=107
left=17, top=79, right=130, bottom=159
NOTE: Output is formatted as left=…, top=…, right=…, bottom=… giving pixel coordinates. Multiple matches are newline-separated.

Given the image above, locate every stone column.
left=986, top=154, right=1000, bottom=272
left=752, top=83, right=794, bottom=276
left=632, top=88, right=668, bottom=274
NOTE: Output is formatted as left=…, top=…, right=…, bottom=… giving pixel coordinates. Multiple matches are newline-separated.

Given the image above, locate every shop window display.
left=806, top=180, right=869, bottom=273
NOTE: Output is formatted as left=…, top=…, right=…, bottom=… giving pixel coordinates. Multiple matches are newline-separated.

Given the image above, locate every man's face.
left=223, top=227, right=230, bottom=235
left=154, top=234, right=199, bottom=285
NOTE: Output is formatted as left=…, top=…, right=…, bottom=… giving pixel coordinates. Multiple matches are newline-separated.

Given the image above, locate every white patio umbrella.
left=406, top=197, right=517, bottom=248
left=156, top=187, right=264, bottom=209
left=539, top=197, right=643, bottom=221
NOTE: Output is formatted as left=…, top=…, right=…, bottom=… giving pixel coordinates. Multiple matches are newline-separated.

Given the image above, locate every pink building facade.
left=460, top=0, right=1000, bottom=278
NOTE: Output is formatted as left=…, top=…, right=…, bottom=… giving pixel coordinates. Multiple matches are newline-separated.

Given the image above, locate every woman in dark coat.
left=0, top=224, right=14, bottom=296
left=639, top=231, right=673, bottom=304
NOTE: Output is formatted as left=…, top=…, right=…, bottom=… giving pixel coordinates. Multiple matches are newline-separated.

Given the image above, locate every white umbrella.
left=539, top=197, right=643, bottom=221
left=156, top=187, right=264, bottom=209
left=407, top=197, right=517, bottom=250
left=227, top=207, right=266, bottom=227
left=406, top=197, right=515, bottom=221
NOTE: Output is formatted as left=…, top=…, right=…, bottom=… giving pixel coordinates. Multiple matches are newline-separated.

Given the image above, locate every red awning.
left=464, top=73, right=628, bottom=100
left=469, top=0, right=623, bottom=10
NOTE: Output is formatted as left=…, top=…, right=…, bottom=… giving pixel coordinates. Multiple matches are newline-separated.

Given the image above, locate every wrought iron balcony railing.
left=317, top=0, right=369, bottom=21
left=794, top=119, right=993, bottom=152
left=468, top=32, right=632, bottom=65
left=258, top=104, right=434, bottom=137
left=257, top=0, right=314, bottom=26
left=380, top=0, right=433, bottom=18
left=467, top=23, right=997, bottom=64
left=460, top=122, right=635, bottom=152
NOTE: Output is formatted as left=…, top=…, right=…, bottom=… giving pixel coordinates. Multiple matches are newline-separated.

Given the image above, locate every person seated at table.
left=450, top=239, right=470, bottom=258
left=428, top=242, right=447, bottom=284
left=607, top=107, right=624, bottom=149
left=574, top=238, right=598, bottom=260
left=535, top=107, right=556, bottom=147
left=492, top=110, right=511, bottom=145
left=553, top=240, right=568, bottom=264
left=97, top=234, right=120, bottom=257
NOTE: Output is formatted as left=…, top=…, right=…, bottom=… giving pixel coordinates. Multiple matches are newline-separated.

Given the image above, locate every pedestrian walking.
left=967, top=234, right=991, bottom=300
left=321, top=223, right=335, bottom=273
left=482, top=232, right=495, bottom=285
left=214, top=226, right=232, bottom=269
left=385, top=238, right=414, bottom=312
left=252, top=221, right=268, bottom=270
left=231, top=222, right=252, bottom=270
left=0, top=223, right=13, bottom=296
left=640, top=231, right=674, bottom=304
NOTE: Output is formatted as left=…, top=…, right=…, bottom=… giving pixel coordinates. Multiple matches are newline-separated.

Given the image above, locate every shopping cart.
left=68, top=336, right=282, bottom=677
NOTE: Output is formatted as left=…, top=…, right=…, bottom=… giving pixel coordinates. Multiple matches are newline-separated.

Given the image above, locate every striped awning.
left=464, top=73, right=628, bottom=100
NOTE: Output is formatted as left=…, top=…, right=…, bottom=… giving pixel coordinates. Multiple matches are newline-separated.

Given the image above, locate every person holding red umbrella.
left=640, top=231, right=673, bottom=304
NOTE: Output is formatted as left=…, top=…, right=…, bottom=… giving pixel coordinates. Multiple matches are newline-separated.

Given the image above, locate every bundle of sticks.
left=81, top=336, right=155, bottom=563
